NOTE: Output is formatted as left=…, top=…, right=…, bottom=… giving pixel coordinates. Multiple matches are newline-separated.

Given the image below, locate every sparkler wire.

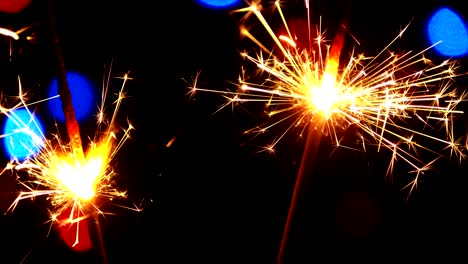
left=276, top=118, right=324, bottom=263
left=277, top=16, right=348, bottom=262
left=47, top=0, right=85, bottom=162
left=47, top=0, right=105, bottom=260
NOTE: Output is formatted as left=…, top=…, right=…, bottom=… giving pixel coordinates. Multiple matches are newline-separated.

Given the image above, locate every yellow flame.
left=50, top=140, right=111, bottom=201
left=309, top=59, right=340, bottom=118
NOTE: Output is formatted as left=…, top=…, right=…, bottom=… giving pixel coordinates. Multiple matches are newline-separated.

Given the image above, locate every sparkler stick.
left=47, top=0, right=85, bottom=162
left=276, top=117, right=323, bottom=263
left=276, top=18, right=348, bottom=262
left=45, top=0, right=98, bottom=256
left=48, top=3, right=109, bottom=260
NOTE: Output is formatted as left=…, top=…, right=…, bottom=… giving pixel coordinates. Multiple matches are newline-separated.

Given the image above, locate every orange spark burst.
left=189, top=0, right=468, bottom=194
left=1, top=68, right=139, bottom=249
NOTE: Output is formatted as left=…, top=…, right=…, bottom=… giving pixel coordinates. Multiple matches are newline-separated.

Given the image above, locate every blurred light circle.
left=197, top=0, right=239, bottom=8
left=47, top=71, right=95, bottom=123
left=427, top=7, right=468, bottom=57
left=0, top=0, right=31, bottom=13
left=3, top=108, right=44, bottom=161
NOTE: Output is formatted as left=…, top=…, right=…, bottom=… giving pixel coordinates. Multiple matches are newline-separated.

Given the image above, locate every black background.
left=1, top=0, right=468, bottom=263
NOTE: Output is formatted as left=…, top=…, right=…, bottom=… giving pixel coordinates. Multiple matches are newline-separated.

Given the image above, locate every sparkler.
left=0, top=3, right=140, bottom=261
left=190, top=0, right=467, bottom=194
left=1, top=68, right=137, bottom=242
left=189, top=0, right=468, bottom=263
left=1, top=68, right=138, bottom=255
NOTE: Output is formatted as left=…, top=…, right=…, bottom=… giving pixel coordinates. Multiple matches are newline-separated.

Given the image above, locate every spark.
left=0, top=25, right=32, bottom=41
left=1, top=68, right=139, bottom=248
left=166, top=135, right=177, bottom=148
left=190, top=1, right=468, bottom=192
left=0, top=27, right=19, bottom=40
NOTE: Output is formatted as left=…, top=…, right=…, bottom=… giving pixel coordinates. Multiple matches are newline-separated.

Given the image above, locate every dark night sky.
left=0, top=0, right=468, bottom=263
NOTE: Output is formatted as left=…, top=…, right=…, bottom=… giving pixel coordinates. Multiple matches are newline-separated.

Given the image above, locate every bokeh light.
left=427, top=7, right=468, bottom=57
left=47, top=71, right=96, bottom=123
left=0, top=0, right=31, bottom=13
left=2, top=108, right=44, bottom=161
left=196, top=0, right=239, bottom=9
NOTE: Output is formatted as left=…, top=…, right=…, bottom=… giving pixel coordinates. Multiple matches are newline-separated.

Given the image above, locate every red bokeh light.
left=55, top=206, right=93, bottom=252
left=0, top=0, right=31, bottom=13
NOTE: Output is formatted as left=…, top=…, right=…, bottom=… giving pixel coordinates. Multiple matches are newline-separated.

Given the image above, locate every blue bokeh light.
left=47, top=71, right=95, bottom=123
left=196, top=0, right=239, bottom=8
left=2, top=108, right=45, bottom=161
left=427, top=7, right=468, bottom=57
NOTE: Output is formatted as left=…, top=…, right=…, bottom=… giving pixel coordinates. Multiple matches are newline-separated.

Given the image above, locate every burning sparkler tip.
left=192, top=0, right=468, bottom=188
